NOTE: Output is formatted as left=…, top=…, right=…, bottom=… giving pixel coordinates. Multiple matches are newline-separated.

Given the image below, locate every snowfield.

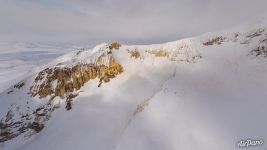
left=1, top=21, right=267, bottom=150
left=0, top=42, right=72, bottom=93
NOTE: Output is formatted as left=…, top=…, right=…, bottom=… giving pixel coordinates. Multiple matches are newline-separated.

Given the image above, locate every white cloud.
left=0, top=0, right=267, bottom=46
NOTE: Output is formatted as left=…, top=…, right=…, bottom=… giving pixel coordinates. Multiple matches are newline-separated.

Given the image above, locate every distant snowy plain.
left=0, top=42, right=71, bottom=92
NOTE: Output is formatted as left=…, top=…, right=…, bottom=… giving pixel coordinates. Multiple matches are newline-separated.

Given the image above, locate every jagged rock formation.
left=128, top=50, right=141, bottom=59
left=29, top=55, right=123, bottom=99
left=0, top=101, right=56, bottom=143
left=240, top=28, right=265, bottom=44
left=127, top=40, right=202, bottom=63
left=250, top=36, right=267, bottom=57
left=148, top=50, right=170, bottom=57
left=246, top=28, right=265, bottom=38
left=203, top=36, right=226, bottom=46
left=202, top=28, right=265, bottom=46
left=109, top=42, right=121, bottom=50
left=201, top=28, right=267, bottom=59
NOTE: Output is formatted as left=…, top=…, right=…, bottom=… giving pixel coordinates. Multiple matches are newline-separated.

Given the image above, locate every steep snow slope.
left=1, top=21, right=267, bottom=150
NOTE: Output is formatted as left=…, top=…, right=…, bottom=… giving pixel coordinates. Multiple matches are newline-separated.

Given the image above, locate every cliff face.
left=29, top=55, right=123, bottom=99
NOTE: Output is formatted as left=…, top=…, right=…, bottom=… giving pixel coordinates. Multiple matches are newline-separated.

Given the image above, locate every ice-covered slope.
left=1, top=21, right=267, bottom=150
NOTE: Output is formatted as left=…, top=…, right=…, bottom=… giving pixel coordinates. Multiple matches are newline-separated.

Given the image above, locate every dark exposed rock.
left=0, top=102, right=56, bottom=143
left=203, top=36, right=226, bottom=46
left=67, top=93, right=78, bottom=100
left=251, top=45, right=267, bottom=57
left=29, top=122, right=44, bottom=132
left=65, top=93, right=78, bottom=111
left=7, top=90, right=13, bottom=94
left=246, top=28, right=265, bottom=38
left=129, top=50, right=141, bottom=59
left=65, top=101, right=72, bottom=111
left=5, top=110, right=14, bottom=122
left=14, top=82, right=25, bottom=89
left=250, top=37, right=267, bottom=57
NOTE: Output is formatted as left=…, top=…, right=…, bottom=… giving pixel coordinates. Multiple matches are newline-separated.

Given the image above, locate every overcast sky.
left=0, top=0, right=267, bottom=46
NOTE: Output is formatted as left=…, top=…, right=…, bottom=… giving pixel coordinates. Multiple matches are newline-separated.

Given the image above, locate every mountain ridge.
left=1, top=21, right=267, bottom=150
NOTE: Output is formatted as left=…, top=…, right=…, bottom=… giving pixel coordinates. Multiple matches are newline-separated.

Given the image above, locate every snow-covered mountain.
left=1, top=21, right=267, bottom=150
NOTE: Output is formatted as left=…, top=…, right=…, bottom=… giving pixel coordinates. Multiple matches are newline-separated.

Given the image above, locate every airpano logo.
left=237, top=139, right=264, bottom=148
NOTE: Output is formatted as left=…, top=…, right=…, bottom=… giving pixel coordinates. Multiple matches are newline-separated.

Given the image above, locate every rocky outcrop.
left=148, top=50, right=170, bottom=57
left=203, top=28, right=266, bottom=46
left=109, top=42, right=121, bottom=50
left=129, top=50, right=141, bottom=59
left=127, top=41, right=202, bottom=63
left=0, top=102, right=56, bottom=143
left=246, top=28, right=265, bottom=38
left=29, top=55, right=123, bottom=99
left=250, top=37, right=267, bottom=57
left=203, top=36, right=226, bottom=46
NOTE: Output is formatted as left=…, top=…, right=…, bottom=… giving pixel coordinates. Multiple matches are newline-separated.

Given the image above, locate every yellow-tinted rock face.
left=29, top=55, right=123, bottom=99
left=148, top=50, right=170, bottom=57
left=109, top=42, right=121, bottom=50
left=129, top=50, right=141, bottom=59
